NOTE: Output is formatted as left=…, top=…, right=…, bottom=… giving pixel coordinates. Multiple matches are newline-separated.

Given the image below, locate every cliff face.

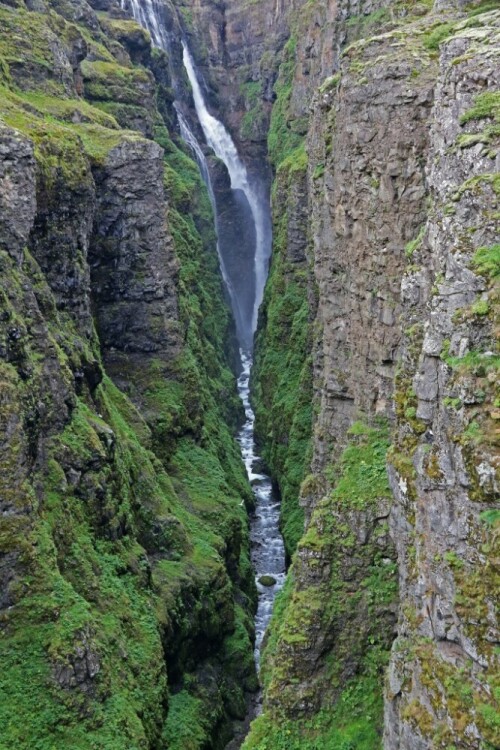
left=386, top=16, right=499, bottom=748
left=0, top=2, right=258, bottom=748
left=244, top=1, right=499, bottom=749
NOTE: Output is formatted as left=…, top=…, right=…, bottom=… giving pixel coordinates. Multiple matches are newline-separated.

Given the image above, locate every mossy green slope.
left=252, top=21, right=314, bottom=560
left=243, top=421, right=397, bottom=750
left=0, top=2, right=256, bottom=748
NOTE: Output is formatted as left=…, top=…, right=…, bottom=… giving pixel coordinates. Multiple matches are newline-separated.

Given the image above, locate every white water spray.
left=175, top=106, right=248, bottom=341
left=181, top=45, right=271, bottom=337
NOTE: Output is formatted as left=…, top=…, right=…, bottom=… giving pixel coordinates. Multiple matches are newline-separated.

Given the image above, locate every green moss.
left=0, top=384, right=172, bottom=749
left=319, top=73, right=341, bottom=94
left=81, top=59, right=152, bottom=106
left=267, top=36, right=305, bottom=168
left=98, top=16, right=151, bottom=49
left=412, top=633, right=500, bottom=746
left=422, top=21, right=456, bottom=50
left=330, top=419, right=391, bottom=508
left=471, top=297, right=490, bottom=316
left=445, top=349, right=500, bottom=375
left=0, top=84, right=141, bottom=171
left=405, top=225, right=426, bottom=258
left=18, top=90, right=119, bottom=127
left=466, top=0, right=500, bottom=13
left=0, top=5, right=75, bottom=95
left=161, top=690, right=219, bottom=750
left=452, top=173, right=500, bottom=201
left=252, top=198, right=312, bottom=556
left=244, top=670, right=385, bottom=750
left=239, top=80, right=267, bottom=141
left=457, top=91, right=500, bottom=151
left=252, top=131, right=314, bottom=557
left=258, top=574, right=294, bottom=690
left=472, top=244, right=500, bottom=279
left=480, top=509, right=500, bottom=526
left=460, top=91, right=500, bottom=125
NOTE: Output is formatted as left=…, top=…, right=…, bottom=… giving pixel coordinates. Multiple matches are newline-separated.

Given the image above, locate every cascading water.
left=175, top=106, right=248, bottom=343
left=181, top=44, right=272, bottom=337
left=121, top=0, right=285, bottom=724
left=237, top=356, right=286, bottom=666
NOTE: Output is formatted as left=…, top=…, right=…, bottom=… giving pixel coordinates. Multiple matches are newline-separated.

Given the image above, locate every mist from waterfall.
left=181, top=45, right=271, bottom=341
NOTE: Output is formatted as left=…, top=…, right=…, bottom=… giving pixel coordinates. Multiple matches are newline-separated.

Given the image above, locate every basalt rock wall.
left=244, top=1, right=499, bottom=749
left=0, top=1, right=258, bottom=748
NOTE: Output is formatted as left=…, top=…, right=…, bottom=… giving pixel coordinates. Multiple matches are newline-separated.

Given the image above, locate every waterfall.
left=182, top=45, right=271, bottom=338
left=121, top=0, right=270, bottom=348
left=120, top=3, right=285, bottom=701
left=175, top=106, right=248, bottom=343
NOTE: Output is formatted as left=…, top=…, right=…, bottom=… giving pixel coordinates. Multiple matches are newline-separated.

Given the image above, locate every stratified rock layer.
left=245, top=2, right=499, bottom=749
left=0, top=2, right=258, bottom=748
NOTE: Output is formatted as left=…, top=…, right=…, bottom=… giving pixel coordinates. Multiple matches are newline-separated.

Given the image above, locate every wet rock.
left=258, top=575, right=277, bottom=587
left=0, top=125, right=36, bottom=265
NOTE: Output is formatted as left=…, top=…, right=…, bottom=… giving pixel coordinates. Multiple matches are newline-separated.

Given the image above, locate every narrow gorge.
left=0, top=1, right=498, bottom=750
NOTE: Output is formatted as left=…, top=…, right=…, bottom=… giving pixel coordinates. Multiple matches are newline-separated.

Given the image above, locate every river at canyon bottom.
left=237, top=352, right=286, bottom=664
left=224, top=353, right=286, bottom=748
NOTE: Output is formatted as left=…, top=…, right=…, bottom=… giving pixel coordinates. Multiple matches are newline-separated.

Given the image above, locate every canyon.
left=0, top=0, right=498, bottom=749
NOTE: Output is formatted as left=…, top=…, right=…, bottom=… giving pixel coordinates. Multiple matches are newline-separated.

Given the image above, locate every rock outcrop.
left=244, top=1, right=499, bottom=749
left=0, top=1, right=257, bottom=748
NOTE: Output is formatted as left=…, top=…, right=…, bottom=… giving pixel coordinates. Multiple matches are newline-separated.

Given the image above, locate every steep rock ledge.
left=0, top=1, right=258, bottom=748
left=245, top=1, right=499, bottom=749
left=386, top=14, right=500, bottom=749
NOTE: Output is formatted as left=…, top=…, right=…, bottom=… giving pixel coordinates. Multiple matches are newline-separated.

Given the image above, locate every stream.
left=223, top=352, right=285, bottom=747
left=237, top=353, right=286, bottom=667
left=121, top=0, right=284, bottom=738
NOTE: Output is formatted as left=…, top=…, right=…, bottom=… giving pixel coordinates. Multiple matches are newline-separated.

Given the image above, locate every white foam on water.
left=237, top=352, right=286, bottom=666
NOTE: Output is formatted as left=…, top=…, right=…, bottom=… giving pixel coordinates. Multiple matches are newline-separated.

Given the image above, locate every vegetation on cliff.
left=0, top=2, right=257, bottom=748
left=248, top=2, right=500, bottom=750
left=252, top=148, right=313, bottom=558
left=244, top=421, right=397, bottom=750
left=252, top=16, right=314, bottom=561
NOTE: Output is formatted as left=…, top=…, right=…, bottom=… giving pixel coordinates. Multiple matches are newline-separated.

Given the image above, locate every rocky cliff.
left=0, top=0, right=498, bottom=749
left=244, top=2, right=499, bottom=749
left=0, top=1, right=259, bottom=747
